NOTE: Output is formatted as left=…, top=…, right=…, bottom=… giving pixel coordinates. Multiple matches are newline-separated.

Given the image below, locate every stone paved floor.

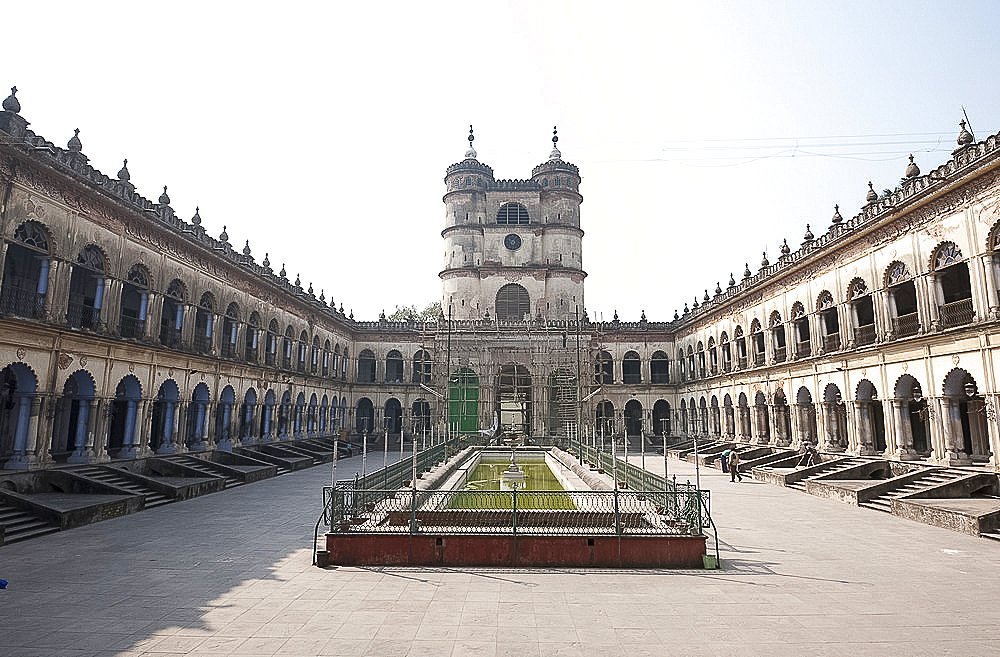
left=2, top=450, right=999, bottom=656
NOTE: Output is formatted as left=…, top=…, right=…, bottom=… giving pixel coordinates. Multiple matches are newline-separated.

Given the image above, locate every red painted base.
left=325, top=533, right=706, bottom=568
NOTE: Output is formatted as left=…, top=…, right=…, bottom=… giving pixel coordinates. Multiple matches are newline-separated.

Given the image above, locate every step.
left=860, top=499, right=892, bottom=512
left=979, top=529, right=1000, bottom=541
left=73, top=466, right=175, bottom=507
left=0, top=503, right=60, bottom=545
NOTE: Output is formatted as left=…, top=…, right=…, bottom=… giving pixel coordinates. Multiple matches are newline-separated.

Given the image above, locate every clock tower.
left=440, top=127, right=586, bottom=322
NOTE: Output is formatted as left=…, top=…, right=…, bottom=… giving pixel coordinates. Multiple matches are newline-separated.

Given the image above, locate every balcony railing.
left=193, top=334, right=212, bottom=354
left=773, top=347, right=786, bottom=363
left=823, top=334, right=841, bottom=352
left=939, top=298, right=974, bottom=329
left=891, top=313, right=920, bottom=338
left=0, top=287, right=45, bottom=319
left=118, top=315, right=146, bottom=339
left=159, top=327, right=182, bottom=349
left=737, top=356, right=747, bottom=369
left=855, top=324, right=876, bottom=347
left=722, top=360, right=732, bottom=373
left=796, top=341, right=811, bottom=358
left=220, top=341, right=237, bottom=358
left=67, top=302, right=100, bottom=330
left=752, top=353, right=765, bottom=367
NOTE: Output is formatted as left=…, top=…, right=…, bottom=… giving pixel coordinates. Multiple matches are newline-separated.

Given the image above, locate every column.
left=145, top=292, right=162, bottom=341
left=158, top=400, right=177, bottom=454
left=854, top=401, right=877, bottom=455
left=67, top=397, right=93, bottom=463
left=42, top=259, right=61, bottom=321
left=3, top=395, right=35, bottom=469
left=891, top=399, right=919, bottom=460
left=136, top=399, right=153, bottom=457
left=981, top=254, right=999, bottom=318
left=940, top=398, right=971, bottom=465
left=927, top=274, right=941, bottom=330
left=217, top=403, right=233, bottom=451
left=103, top=279, right=123, bottom=335
left=175, top=401, right=190, bottom=452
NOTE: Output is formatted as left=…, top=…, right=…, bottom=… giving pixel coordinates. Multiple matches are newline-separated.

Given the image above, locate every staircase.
left=0, top=502, right=59, bottom=545
left=71, top=466, right=174, bottom=509
left=859, top=470, right=970, bottom=513
left=784, top=457, right=870, bottom=490
left=164, top=455, right=243, bottom=488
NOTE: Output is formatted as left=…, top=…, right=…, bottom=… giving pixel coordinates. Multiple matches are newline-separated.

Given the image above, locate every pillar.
left=891, top=399, right=920, bottom=460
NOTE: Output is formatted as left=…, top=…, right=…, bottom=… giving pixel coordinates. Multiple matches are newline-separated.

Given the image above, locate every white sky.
left=6, top=1, right=1000, bottom=322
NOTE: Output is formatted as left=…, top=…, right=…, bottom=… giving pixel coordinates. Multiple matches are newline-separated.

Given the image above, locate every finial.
left=803, top=223, right=814, bottom=242
left=957, top=119, right=974, bottom=146
left=905, top=153, right=920, bottom=178
left=219, top=225, right=228, bottom=242
left=294, top=274, right=301, bottom=287
left=262, top=252, right=270, bottom=268
left=158, top=185, right=170, bottom=205
left=2, top=86, right=20, bottom=113
left=117, top=158, right=130, bottom=182
left=191, top=206, right=202, bottom=225
left=464, top=124, right=477, bottom=159
left=728, top=273, right=736, bottom=287
left=349, top=309, right=354, bottom=320
left=640, top=309, right=647, bottom=321
left=549, top=125, right=562, bottom=160
left=866, top=182, right=877, bottom=203
left=780, top=238, right=790, bottom=256
left=308, top=282, right=314, bottom=295
left=67, top=128, right=82, bottom=152
left=379, top=309, right=386, bottom=321
left=613, top=310, right=619, bottom=321
left=279, top=263, right=286, bottom=278
left=692, top=296, right=699, bottom=309
left=683, top=303, right=689, bottom=315
left=339, top=303, right=344, bottom=313
left=833, top=203, right=845, bottom=223
left=715, top=282, right=722, bottom=295
left=673, top=309, right=680, bottom=321
left=760, top=251, right=769, bottom=268
left=319, top=289, right=325, bottom=303
left=243, top=240, right=251, bottom=257
left=743, top=263, right=752, bottom=279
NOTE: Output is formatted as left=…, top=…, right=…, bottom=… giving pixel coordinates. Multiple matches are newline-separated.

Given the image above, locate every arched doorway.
left=277, top=391, right=291, bottom=439
left=385, top=398, right=402, bottom=435
left=855, top=379, right=886, bottom=454
left=795, top=386, right=818, bottom=447
left=624, top=399, right=643, bottom=437
left=214, top=385, right=236, bottom=450
left=51, top=370, right=96, bottom=463
left=942, top=368, right=989, bottom=464
left=187, top=383, right=211, bottom=450
left=496, top=364, right=531, bottom=435
left=737, top=393, right=750, bottom=441
left=547, top=369, right=577, bottom=437
left=294, top=392, right=306, bottom=438
left=822, top=384, right=848, bottom=451
left=449, top=367, right=480, bottom=432
left=356, top=397, right=375, bottom=435
left=596, top=400, right=615, bottom=440
left=892, top=374, right=928, bottom=459
left=240, top=388, right=257, bottom=444
left=150, top=379, right=180, bottom=454
left=261, top=389, right=276, bottom=441
left=0, top=363, right=38, bottom=469
left=723, top=394, right=735, bottom=437
left=754, top=391, right=770, bottom=444
left=108, top=375, right=142, bottom=458
left=772, top=388, right=791, bottom=446
left=652, top=399, right=671, bottom=436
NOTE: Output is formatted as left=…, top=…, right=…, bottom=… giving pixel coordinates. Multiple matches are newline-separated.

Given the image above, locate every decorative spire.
left=683, top=303, right=689, bottom=315
left=158, top=185, right=170, bottom=205
left=294, top=274, right=301, bottom=287
left=613, top=310, right=619, bottom=322
left=673, top=309, right=679, bottom=320
left=117, top=158, right=130, bottom=182
left=67, top=128, right=82, bottom=152
left=464, top=124, right=477, bottom=159
left=957, top=120, right=974, bottom=146
left=319, top=289, right=325, bottom=303
left=349, top=309, right=354, bottom=320
left=702, top=290, right=709, bottom=302
left=279, top=263, right=286, bottom=278
left=905, top=154, right=920, bottom=178
left=262, top=252, right=270, bottom=268
left=549, top=125, right=562, bottom=160
left=243, top=240, right=252, bottom=257
left=308, top=282, right=314, bottom=295
left=339, top=303, right=344, bottom=313
left=760, top=251, right=769, bottom=268
left=379, top=309, right=386, bottom=321
left=640, top=309, right=647, bottom=322
left=2, top=86, right=20, bottom=113
left=780, top=238, right=790, bottom=256
left=715, top=282, right=723, bottom=296
left=833, top=203, right=845, bottom=223
left=743, top=263, right=752, bottom=279
left=191, top=206, right=202, bottom=225
left=728, top=273, right=736, bottom=288
left=692, top=296, right=699, bottom=309
left=803, top=224, right=815, bottom=243
left=219, top=225, right=229, bottom=243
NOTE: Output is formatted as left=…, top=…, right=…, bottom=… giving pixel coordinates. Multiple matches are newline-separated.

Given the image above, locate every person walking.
left=728, top=448, right=742, bottom=482
left=720, top=448, right=731, bottom=473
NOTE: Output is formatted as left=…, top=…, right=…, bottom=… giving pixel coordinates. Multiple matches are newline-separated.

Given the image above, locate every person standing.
left=729, top=449, right=742, bottom=483
left=720, top=448, right=731, bottom=473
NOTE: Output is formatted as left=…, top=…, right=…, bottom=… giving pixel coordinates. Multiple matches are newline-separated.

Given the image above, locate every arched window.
left=791, top=301, right=810, bottom=358
left=1, top=221, right=51, bottom=320
left=119, top=264, right=150, bottom=339
left=297, top=331, right=308, bottom=371
left=282, top=326, right=295, bottom=369
left=386, top=350, right=403, bottom=383
left=311, top=336, right=321, bottom=374
left=932, top=242, right=974, bottom=328
left=770, top=311, right=786, bottom=363
left=847, top=277, right=876, bottom=346
left=221, top=302, right=239, bottom=358
left=749, top=319, right=765, bottom=366
left=67, top=245, right=106, bottom=330
left=413, top=350, right=432, bottom=383
left=357, top=349, right=376, bottom=383
left=817, top=290, right=840, bottom=352
left=496, top=202, right=529, bottom=225
left=245, top=312, right=261, bottom=362
left=160, top=279, right=186, bottom=348
left=622, top=351, right=641, bottom=384
left=650, top=351, right=669, bottom=384
left=885, top=261, right=919, bottom=338
left=733, top=326, right=747, bottom=368
left=322, top=340, right=331, bottom=376
left=595, top=350, right=613, bottom=384
left=720, top=332, right=732, bottom=372
left=193, top=292, right=215, bottom=354
left=496, top=283, right=530, bottom=322
left=265, top=319, right=279, bottom=366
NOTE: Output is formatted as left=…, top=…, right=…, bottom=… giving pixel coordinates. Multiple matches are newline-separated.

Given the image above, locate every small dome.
left=549, top=126, right=561, bottom=160
left=905, top=154, right=920, bottom=178
left=219, top=225, right=228, bottom=242
left=117, top=158, right=130, bottom=182
left=2, top=86, right=20, bottom=113
left=464, top=124, right=477, bottom=159
left=957, top=120, right=974, bottom=146
left=243, top=240, right=252, bottom=257
left=780, top=238, right=790, bottom=256
left=803, top=224, right=815, bottom=242
left=158, top=185, right=170, bottom=205
left=191, top=206, right=202, bottom=225
left=67, top=128, right=82, bottom=152
left=832, top=204, right=844, bottom=223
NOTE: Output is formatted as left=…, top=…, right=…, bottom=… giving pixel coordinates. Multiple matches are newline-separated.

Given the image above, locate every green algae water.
left=447, top=455, right=576, bottom=510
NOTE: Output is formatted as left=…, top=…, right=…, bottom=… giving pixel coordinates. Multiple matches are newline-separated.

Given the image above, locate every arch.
left=77, top=244, right=107, bottom=273
left=595, top=350, right=613, bottom=384
left=413, top=349, right=432, bottom=383
left=855, top=379, right=878, bottom=401
left=385, top=398, right=402, bottom=434
left=846, top=277, right=868, bottom=302
left=893, top=374, right=922, bottom=400
left=13, top=220, right=52, bottom=253
left=496, top=364, right=531, bottom=435
left=796, top=386, right=812, bottom=405
left=650, top=350, right=669, bottom=384
left=67, top=245, right=107, bottom=330
left=357, top=349, right=376, bottom=383
left=496, top=202, right=529, bottom=225
left=307, top=393, right=318, bottom=436
left=495, top=283, right=530, bottom=322
left=622, top=351, right=641, bottom=384
left=624, top=399, right=643, bottom=437
left=50, top=369, right=96, bottom=462
left=816, top=290, right=835, bottom=310
left=213, top=385, right=236, bottom=449
left=319, top=394, right=329, bottom=434
left=596, top=400, right=615, bottom=437
left=854, top=379, right=887, bottom=452
left=385, top=350, right=404, bottom=383
left=294, top=392, right=306, bottom=437
left=940, top=368, right=987, bottom=460
left=884, top=260, right=912, bottom=288
left=149, top=379, right=180, bottom=453
left=652, top=399, right=671, bottom=436
left=942, top=367, right=977, bottom=398
left=107, top=374, right=142, bottom=457
left=261, top=389, right=276, bottom=441
left=2, top=222, right=52, bottom=320
left=930, top=241, right=964, bottom=272
left=356, top=397, right=375, bottom=435
left=240, top=387, right=258, bottom=442
left=791, top=301, right=805, bottom=318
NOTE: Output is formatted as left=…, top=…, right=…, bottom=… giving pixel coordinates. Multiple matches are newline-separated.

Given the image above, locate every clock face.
left=504, top=233, right=522, bottom=251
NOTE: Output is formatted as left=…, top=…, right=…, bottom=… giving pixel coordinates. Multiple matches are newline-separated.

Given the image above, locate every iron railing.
left=823, top=333, right=841, bottom=352
left=855, top=324, right=876, bottom=346
left=891, top=313, right=919, bottom=337
left=773, top=346, right=786, bottom=363
left=939, top=298, right=974, bottom=328
left=66, top=301, right=100, bottom=330
left=796, top=341, right=811, bottom=358
left=119, top=315, right=145, bottom=339
left=0, top=286, right=45, bottom=319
